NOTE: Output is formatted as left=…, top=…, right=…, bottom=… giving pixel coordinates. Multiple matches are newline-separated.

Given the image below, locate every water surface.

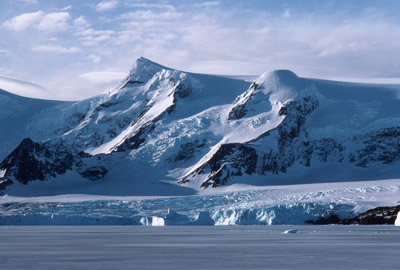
left=0, top=225, right=399, bottom=270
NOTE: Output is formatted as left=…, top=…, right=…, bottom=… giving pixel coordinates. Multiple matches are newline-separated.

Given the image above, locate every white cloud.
left=74, top=16, right=90, bottom=27
left=127, top=3, right=175, bottom=11
left=75, top=28, right=114, bottom=37
left=0, top=49, right=10, bottom=55
left=32, top=45, right=81, bottom=54
left=95, top=0, right=119, bottom=12
left=115, top=29, right=143, bottom=45
left=88, top=54, right=101, bottom=63
left=283, top=9, right=291, bottom=18
left=61, top=5, right=72, bottom=11
left=16, top=0, right=38, bottom=5
left=81, top=33, right=113, bottom=46
left=79, top=71, right=125, bottom=84
left=3, top=2, right=400, bottom=100
left=195, top=1, right=220, bottom=8
left=73, top=16, right=115, bottom=46
left=2, top=11, right=70, bottom=32
left=118, top=10, right=182, bottom=21
left=36, top=12, right=70, bottom=32
left=2, top=11, right=43, bottom=31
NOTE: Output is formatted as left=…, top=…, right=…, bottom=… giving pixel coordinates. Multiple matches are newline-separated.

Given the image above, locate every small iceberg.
left=140, top=209, right=215, bottom=226
left=151, top=216, right=165, bottom=226
left=395, top=211, right=400, bottom=226
left=283, top=229, right=298, bottom=234
left=139, top=216, right=165, bottom=226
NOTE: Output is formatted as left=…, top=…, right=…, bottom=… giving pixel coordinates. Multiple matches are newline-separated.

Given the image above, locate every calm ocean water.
left=0, top=225, right=399, bottom=270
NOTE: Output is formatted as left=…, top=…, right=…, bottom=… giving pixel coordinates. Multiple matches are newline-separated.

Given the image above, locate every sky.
left=1, top=0, right=400, bottom=100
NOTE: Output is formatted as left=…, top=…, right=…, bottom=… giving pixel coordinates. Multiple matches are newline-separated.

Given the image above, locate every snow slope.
left=1, top=57, right=400, bottom=197
left=0, top=89, right=71, bottom=161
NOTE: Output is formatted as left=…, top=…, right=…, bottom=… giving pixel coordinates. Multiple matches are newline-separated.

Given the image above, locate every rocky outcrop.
left=0, top=138, right=109, bottom=189
left=199, top=144, right=258, bottom=188
left=310, top=205, right=400, bottom=225
left=0, top=138, right=74, bottom=186
left=169, top=139, right=207, bottom=163
left=228, top=82, right=260, bottom=120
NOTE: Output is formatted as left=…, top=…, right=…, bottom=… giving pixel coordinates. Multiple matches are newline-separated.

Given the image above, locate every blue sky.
left=1, top=0, right=400, bottom=100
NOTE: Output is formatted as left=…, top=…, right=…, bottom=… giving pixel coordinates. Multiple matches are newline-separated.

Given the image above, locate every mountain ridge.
left=1, top=57, right=400, bottom=196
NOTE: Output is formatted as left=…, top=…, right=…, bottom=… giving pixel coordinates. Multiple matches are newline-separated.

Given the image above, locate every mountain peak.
left=256, top=69, right=298, bottom=86
left=127, top=57, right=170, bottom=82
left=135, top=57, right=167, bottom=69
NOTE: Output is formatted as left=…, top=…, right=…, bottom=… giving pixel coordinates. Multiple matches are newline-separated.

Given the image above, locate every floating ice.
left=283, top=229, right=298, bottom=234
left=151, top=216, right=165, bottom=226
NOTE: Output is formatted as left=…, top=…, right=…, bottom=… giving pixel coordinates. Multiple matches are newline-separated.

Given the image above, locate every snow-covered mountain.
left=1, top=57, right=400, bottom=196
left=0, top=89, right=72, bottom=161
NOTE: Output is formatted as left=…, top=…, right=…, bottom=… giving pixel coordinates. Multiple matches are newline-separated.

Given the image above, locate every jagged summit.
left=126, top=57, right=169, bottom=83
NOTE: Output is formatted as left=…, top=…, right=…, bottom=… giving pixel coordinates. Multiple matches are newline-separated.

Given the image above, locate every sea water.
left=0, top=225, right=399, bottom=270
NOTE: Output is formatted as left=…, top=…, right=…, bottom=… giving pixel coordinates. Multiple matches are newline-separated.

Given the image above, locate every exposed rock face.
left=228, top=82, right=260, bottom=120
left=195, top=143, right=259, bottom=188
left=0, top=138, right=74, bottom=186
left=113, top=119, right=158, bottom=152
left=0, top=138, right=109, bottom=188
left=310, top=205, right=400, bottom=225
left=170, top=139, right=207, bottom=163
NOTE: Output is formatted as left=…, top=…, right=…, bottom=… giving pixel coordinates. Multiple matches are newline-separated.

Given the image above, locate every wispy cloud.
left=95, top=0, right=119, bottom=12
left=32, top=45, right=80, bottom=54
left=78, top=71, right=125, bottom=84
left=0, top=75, right=48, bottom=98
left=73, top=15, right=115, bottom=46
left=36, top=12, right=70, bottom=32
left=2, top=11, right=44, bottom=31
left=282, top=9, right=291, bottom=18
left=195, top=1, right=220, bottom=8
left=87, top=54, right=101, bottom=63
left=127, top=3, right=175, bottom=11
left=73, top=16, right=90, bottom=27
left=118, top=10, right=182, bottom=21
left=15, top=0, right=38, bottom=6
left=0, top=49, right=10, bottom=55
left=2, top=1, right=400, bottom=100
left=2, top=11, right=70, bottom=32
left=60, top=5, right=72, bottom=11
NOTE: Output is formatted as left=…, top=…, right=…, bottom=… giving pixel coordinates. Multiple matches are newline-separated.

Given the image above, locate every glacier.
left=0, top=179, right=398, bottom=225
